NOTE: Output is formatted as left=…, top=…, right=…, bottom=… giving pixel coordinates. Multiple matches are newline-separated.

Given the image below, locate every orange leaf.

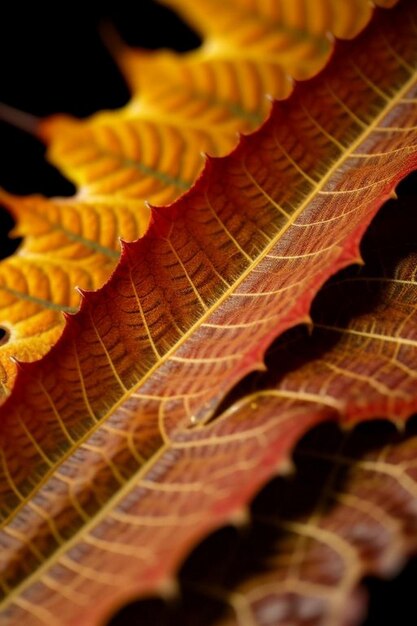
left=152, top=419, right=417, bottom=626
left=0, top=192, right=149, bottom=393
left=41, top=0, right=398, bottom=204
left=0, top=0, right=393, bottom=392
left=0, top=5, right=417, bottom=624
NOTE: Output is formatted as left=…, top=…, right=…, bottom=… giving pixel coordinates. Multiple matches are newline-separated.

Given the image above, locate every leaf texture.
left=144, top=420, right=417, bottom=626
left=43, top=0, right=394, bottom=190
left=107, top=0, right=396, bottom=131
left=161, top=0, right=397, bottom=81
left=0, top=191, right=149, bottom=393
left=128, top=189, right=417, bottom=626
left=111, top=185, right=417, bottom=626
left=0, top=0, right=393, bottom=393
left=0, top=5, right=417, bottom=624
left=220, top=195, right=417, bottom=428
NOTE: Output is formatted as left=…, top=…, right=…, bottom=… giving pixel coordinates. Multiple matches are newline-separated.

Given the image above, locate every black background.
left=0, top=1, right=200, bottom=256
left=0, top=3, right=415, bottom=625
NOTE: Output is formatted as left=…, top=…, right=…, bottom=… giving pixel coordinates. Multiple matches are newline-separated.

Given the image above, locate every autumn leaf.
left=43, top=0, right=395, bottom=185
left=0, top=4, right=417, bottom=624
left=0, top=0, right=396, bottom=391
left=108, top=177, right=417, bottom=626
left=0, top=191, right=149, bottom=395
left=152, top=419, right=417, bottom=626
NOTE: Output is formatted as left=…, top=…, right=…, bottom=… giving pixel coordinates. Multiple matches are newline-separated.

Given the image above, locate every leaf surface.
left=0, top=191, right=148, bottom=393
left=110, top=186, right=417, bottom=626
left=154, top=421, right=417, bottom=626
left=1, top=6, right=417, bottom=624
left=43, top=0, right=393, bottom=186
left=109, top=0, right=395, bottom=128
left=2, top=0, right=416, bottom=515
left=0, top=0, right=396, bottom=390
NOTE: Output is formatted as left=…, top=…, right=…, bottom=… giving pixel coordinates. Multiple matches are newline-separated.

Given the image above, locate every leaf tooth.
left=8, top=355, right=33, bottom=376
left=74, top=285, right=99, bottom=311
left=155, top=576, right=180, bottom=601
left=118, top=237, right=138, bottom=259
left=98, top=20, right=124, bottom=64
left=345, top=237, right=366, bottom=268
left=232, top=353, right=267, bottom=385
left=258, top=361, right=268, bottom=372
left=389, top=417, right=407, bottom=434
left=61, top=311, right=73, bottom=322
left=228, top=505, right=250, bottom=529
left=302, top=315, right=314, bottom=334
left=277, top=455, right=296, bottom=477
left=75, top=285, right=89, bottom=299
left=340, top=418, right=357, bottom=432
left=235, top=130, right=251, bottom=145
left=145, top=201, right=177, bottom=238
left=200, top=152, right=223, bottom=174
left=348, top=248, right=365, bottom=267
left=8, top=354, right=24, bottom=369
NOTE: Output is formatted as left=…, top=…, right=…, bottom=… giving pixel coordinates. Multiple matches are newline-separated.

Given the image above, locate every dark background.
left=0, top=1, right=200, bottom=258
left=0, top=4, right=415, bottom=625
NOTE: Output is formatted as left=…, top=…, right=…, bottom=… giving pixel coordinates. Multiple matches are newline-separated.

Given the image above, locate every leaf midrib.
left=79, top=146, right=191, bottom=191
left=0, top=215, right=121, bottom=313
left=0, top=286, right=77, bottom=314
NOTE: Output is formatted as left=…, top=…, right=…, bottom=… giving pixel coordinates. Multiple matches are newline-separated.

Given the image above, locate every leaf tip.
left=278, top=456, right=296, bottom=476
left=119, top=237, right=136, bottom=257
left=200, top=151, right=222, bottom=168
left=155, top=576, right=180, bottom=601
left=62, top=311, right=73, bottom=322
left=340, top=418, right=356, bottom=432
left=228, top=505, right=250, bottom=529
left=146, top=201, right=176, bottom=238
left=8, top=355, right=29, bottom=374
left=303, top=315, right=314, bottom=333
left=75, top=286, right=88, bottom=299
left=8, top=354, right=22, bottom=367
left=389, top=417, right=406, bottom=434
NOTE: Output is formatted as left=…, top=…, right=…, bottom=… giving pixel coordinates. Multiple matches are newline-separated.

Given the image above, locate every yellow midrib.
left=1, top=53, right=415, bottom=613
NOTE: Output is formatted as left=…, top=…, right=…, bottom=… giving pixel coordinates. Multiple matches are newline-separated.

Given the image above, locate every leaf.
left=150, top=420, right=417, bottom=626
left=0, top=0, right=393, bottom=393
left=42, top=0, right=393, bottom=187
left=42, top=0, right=397, bottom=206
left=107, top=0, right=395, bottom=128
left=0, top=191, right=149, bottom=393
left=160, top=0, right=397, bottom=81
left=109, top=182, right=417, bottom=626
left=221, top=194, right=417, bottom=428
left=1, top=5, right=417, bottom=624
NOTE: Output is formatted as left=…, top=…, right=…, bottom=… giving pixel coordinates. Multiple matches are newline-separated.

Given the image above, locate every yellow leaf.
left=0, top=0, right=397, bottom=395
left=44, top=0, right=394, bottom=193
left=0, top=191, right=148, bottom=393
